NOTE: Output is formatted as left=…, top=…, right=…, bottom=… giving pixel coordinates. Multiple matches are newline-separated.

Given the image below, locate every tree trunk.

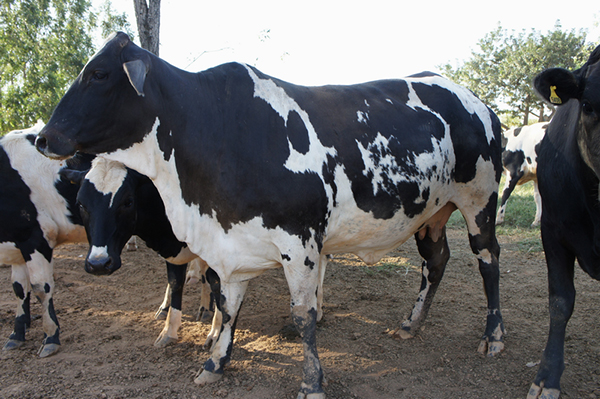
left=133, top=0, right=160, bottom=55
left=523, top=107, right=529, bottom=126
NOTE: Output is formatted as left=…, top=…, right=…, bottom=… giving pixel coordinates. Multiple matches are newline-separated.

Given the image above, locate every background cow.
left=0, top=122, right=90, bottom=357
left=71, top=157, right=218, bottom=347
left=35, top=32, right=504, bottom=398
left=496, top=122, right=547, bottom=227
left=529, top=45, right=600, bottom=399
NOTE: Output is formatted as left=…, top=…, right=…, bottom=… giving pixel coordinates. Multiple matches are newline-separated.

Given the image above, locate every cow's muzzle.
left=85, top=256, right=120, bottom=276
left=35, top=129, right=77, bottom=160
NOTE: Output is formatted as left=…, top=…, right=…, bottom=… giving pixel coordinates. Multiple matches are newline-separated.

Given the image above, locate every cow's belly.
left=0, top=242, right=26, bottom=265
left=323, top=203, right=449, bottom=265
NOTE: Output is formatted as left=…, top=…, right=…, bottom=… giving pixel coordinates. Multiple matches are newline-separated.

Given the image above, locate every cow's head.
left=534, top=45, right=600, bottom=178
left=76, top=158, right=138, bottom=275
left=35, top=32, right=154, bottom=159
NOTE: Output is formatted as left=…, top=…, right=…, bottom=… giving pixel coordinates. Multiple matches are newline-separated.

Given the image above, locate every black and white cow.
left=0, top=122, right=91, bottom=357
left=72, top=157, right=217, bottom=347
left=527, top=46, right=600, bottom=399
left=35, top=33, right=504, bottom=398
left=496, top=122, right=547, bottom=227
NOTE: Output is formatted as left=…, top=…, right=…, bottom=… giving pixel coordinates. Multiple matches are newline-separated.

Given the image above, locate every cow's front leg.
left=27, top=251, right=60, bottom=357
left=155, top=262, right=187, bottom=347
left=285, top=255, right=325, bottom=399
left=528, top=242, right=575, bottom=399
left=398, top=229, right=450, bottom=339
left=194, top=278, right=248, bottom=385
left=3, top=264, right=31, bottom=351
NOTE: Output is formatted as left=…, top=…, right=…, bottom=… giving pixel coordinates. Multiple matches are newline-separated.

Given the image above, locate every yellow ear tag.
left=549, top=85, right=562, bottom=104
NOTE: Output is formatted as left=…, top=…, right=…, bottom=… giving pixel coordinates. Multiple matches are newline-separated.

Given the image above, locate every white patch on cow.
left=85, top=158, right=128, bottom=208
left=405, top=75, right=496, bottom=144
left=243, top=65, right=337, bottom=182
left=88, top=245, right=109, bottom=261
left=386, top=99, right=393, bottom=105
left=1, top=122, right=81, bottom=247
left=357, top=111, right=369, bottom=124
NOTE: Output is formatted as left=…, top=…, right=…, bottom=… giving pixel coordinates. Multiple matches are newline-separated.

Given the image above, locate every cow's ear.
left=534, top=68, right=580, bottom=106
left=59, top=168, right=88, bottom=185
left=123, top=59, right=148, bottom=97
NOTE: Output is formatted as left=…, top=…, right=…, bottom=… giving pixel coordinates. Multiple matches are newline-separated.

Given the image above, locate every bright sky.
left=100, top=0, right=600, bottom=86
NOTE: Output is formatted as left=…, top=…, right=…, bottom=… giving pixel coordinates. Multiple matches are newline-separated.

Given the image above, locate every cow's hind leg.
left=397, top=228, right=450, bottom=339
left=195, top=274, right=248, bottom=386
left=27, top=251, right=61, bottom=357
left=464, top=197, right=504, bottom=356
left=155, top=262, right=187, bottom=347
left=3, top=264, right=31, bottom=351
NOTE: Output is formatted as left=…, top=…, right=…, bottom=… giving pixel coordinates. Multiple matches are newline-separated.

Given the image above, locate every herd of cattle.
left=1, top=32, right=598, bottom=398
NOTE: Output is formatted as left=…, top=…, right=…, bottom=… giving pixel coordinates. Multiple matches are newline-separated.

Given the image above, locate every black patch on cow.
left=44, top=283, right=51, bottom=293
left=527, top=156, right=532, bottom=164
left=287, top=110, right=310, bottom=154
left=281, top=254, right=291, bottom=261
left=304, top=257, right=315, bottom=269
left=12, top=282, right=25, bottom=300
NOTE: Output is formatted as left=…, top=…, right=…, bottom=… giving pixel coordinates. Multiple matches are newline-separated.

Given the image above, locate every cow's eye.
left=122, top=197, right=134, bottom=209
left=78, top=203, right=88, bottom=217
left=582, top=101, right=595, bottom=116
left=91, top=71, right=108, bottom=81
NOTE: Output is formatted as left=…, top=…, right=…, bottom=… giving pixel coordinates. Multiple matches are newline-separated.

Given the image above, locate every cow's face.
left=77, top=160, right=137, bottom=275
left=535, top=46, right=600, bottom=179
left=35, top=32, right=153, bottom=159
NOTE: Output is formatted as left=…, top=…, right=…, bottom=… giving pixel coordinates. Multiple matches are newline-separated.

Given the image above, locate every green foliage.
left=0, top=0, right=133, bottom=134
left=98, top=0, right=134, bottom=41
left=441, top=22, right=594, bottom=126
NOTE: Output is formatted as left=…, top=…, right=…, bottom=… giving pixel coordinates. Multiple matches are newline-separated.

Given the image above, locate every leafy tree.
left=441, top=22, right=594, bottom=126
left=98, top=0, right=135, bottom=40
left=0, top=0, right=132, bottom=133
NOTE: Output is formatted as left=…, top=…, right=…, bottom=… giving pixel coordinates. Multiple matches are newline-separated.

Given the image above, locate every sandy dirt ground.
left=1, top=228, right=599, bottom=399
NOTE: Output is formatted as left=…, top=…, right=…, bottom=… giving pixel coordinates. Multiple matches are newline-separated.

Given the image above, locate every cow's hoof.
left=527, top=383, right=560, bottom=399
left=297, top=392, right=326, bottom=399
left=154, top=308, right=168, bottom=320
left=38, top=343, right=60, bottom=358
left=477, top=339, right=504, bottom=356
left=2, top=339, right=25, bottom=351
left=154, top=334, right=177, bottom=348
left=194, top=369, right=222, bottom=385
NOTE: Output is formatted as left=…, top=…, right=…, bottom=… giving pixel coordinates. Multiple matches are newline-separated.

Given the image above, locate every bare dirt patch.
left=1, top=228, right=599, bottom=398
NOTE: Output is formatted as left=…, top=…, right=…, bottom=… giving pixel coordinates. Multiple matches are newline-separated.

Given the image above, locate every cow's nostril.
left=35, top=135, right=47, bottom=153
